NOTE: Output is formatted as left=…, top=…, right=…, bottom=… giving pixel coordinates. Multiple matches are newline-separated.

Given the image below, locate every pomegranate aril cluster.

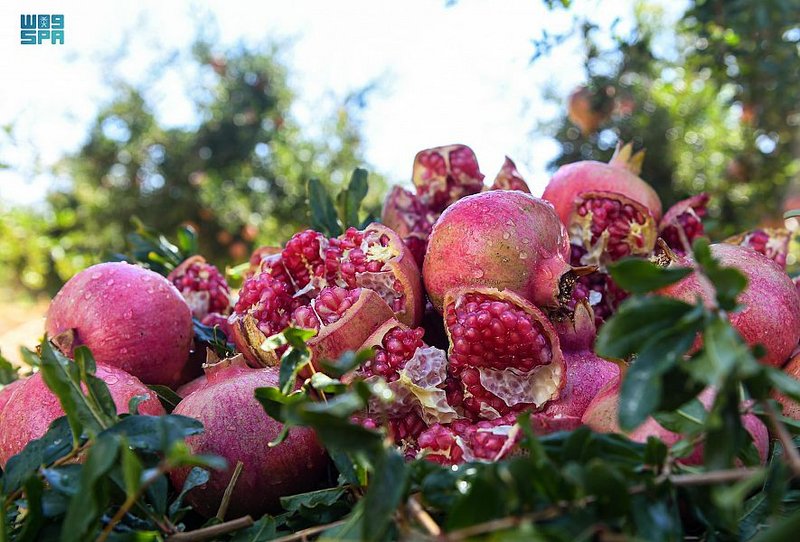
left=362, top=326, right=425, bottom=381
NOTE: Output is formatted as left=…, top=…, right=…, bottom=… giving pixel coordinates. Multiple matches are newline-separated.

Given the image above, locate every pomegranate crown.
left=608, top=141, right=645, bottom=175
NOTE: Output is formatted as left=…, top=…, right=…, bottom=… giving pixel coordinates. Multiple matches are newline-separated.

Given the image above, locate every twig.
left=216, top=460, right=244, bottom=521
left=668, top=467, right=763, bottom=487
left=165, top=516, right=254, bottom=542
left=407, top=494, right=441, bottom=537
left=762, top=400, right=800, bottom=476
left=267, top=518, right=348, bottom=542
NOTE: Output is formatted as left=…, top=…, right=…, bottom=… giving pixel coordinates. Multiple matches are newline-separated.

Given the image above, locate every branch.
left=216, top=460, right=244, bottom=521
left=407, top=494, right=441, bottom=537
left=165, top=516, right=254, bottom=542
left=267, top=519, right=348, bottom=542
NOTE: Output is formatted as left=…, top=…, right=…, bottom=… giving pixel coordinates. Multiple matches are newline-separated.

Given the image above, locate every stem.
left=216, top=460, right=244, bottom=521
left=165, top=516, right=254, bottom=542
left=407, top=494, right=441, bottom=537
left=267, top=519, right=348, bottom=542
left=762, top=400, right=800, bottom=476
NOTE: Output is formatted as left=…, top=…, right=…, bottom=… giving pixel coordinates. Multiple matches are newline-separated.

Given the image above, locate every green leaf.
left=362, top=450, right=408, bottom=541
left=3, top=417, right=74, bottom=494
left=339, top=168, right=369, bottom=228
left=120, top=438, right=143, bottom=499
left=17, top=476, right=44, bottom=542
left=320, top=349, right=374, bottom=378
left=446, top=473, right=508, bottom=530
left=308, top=178, right=342, bottom=237
left=279, top=347, right=312, bottom=395
left=0, top=350, right=19, bottom=385
left=147, top=385, right=183, bottom=413
left=61, top=434, right=120, bottom=542
left=175, top=225, right=198, bottom=256
left=102, top=415, right=204, bottom=454
left=41, top=465, right=82, bottom=496
left=692, top=238, right=748, bottom=311
left=193, top=318, right=235, bottom=358
left=74, top=346, right=118, bottom=421
left=281, top=487, right=347, bottom=513
left=608, top=258, right=692, bottom=294
left=308, top=372, right=347, bottom=394
left=229, top=515, right=286, bottom=542
left=168, top=467, right=210, bottom=518
left=595, top=297, right=697, bottom=359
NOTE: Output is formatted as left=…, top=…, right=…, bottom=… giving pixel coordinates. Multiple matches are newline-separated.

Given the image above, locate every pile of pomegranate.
left=2, top=142, right=799, bottom=519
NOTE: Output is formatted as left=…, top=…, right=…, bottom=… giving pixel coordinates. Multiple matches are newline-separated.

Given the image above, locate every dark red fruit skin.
left=176, top=375, right=207, bottom=398
left=170, top=358, right=328, bottom=518
left=0, top=364, right=164, bottom=466
left=774, top=352, right=800, bottom=419
left=45, top=262, right=194, bottom=387
left=0, top=379, right=26, bottom=417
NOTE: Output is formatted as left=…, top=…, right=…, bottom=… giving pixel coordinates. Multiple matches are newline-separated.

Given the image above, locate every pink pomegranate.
left=725, top=228, right=791, bottom=269
left=0, top=378, right=26, bottom=416
left=381, top=186, right=437, bottom=268
left=412, top=144, right=485, bottom=212
left=530, top=303, right=620, bottom=432
left=45, top=262, right=194, bottom=387
left=167, top=256, right=232, bottom=319
left=169, top=356, right=328, bottom=518
left=423, top=191, right=577, bottom=313
left=773, top=352, right=800, bottom=419
left=582, top=378, right=769, bottom=465
left=659, top=243, right=800, bottom=367
left=658, top=193, right=709, bottom=255
left=443, top=287, right=565, bottom=420
left=0, top=364, right=164, bottom=466
left=416, top=414, right=522, bottom=465
left=542, top=142, right=662, bottom=268
left=490, top=157, right=530, bottom=193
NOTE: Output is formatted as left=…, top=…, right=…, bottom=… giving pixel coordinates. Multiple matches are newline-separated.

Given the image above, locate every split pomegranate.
left=412, top=144, right=485, bottom=212
left=490, top=157, right=530, bottom=193
left=725, top=227, right=791, bottom=269
left=170, top=356, right=328, bottom=518
left=443, top=287, right=564, bottom=420
left=381, top=186, right=437, bottom=268
left=416, top=414, right=522, bottom=465
left=423, top=190, right=578, bottom=313
left=659, top=243, right=800, bottom=367
left=45, top=262, right=194, bottom=387
left=167, top=255, right=232, bottom=319
left=542, top=142, right=662, bottom=268
left=0, top=364, right=164, bottom=466
left=658, top=193, right=709, bottom=255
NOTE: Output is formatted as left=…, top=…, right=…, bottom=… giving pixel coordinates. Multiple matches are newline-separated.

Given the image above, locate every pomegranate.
left=658, top=193, right=709, bottom=255
left=725, top=228, right=791, bottom=269
left=423, top=191, right=578, bottom=313
left=443, top=287, right=564, bottom=420
left=416, top=414, right=521, bottom=465
left=0, top=364, right=164, bottom=466
left=170, top=356, right=328, bottom=518
left=412, top=144, right=485, bottom=212
left=530, top=302, right=620, bottom=432
left=568, top=247, right=628, bottom=327
left=356, top=319, right=456, bottom=441
left=247, top=246, right=282, bottom=278
left=167, top=256, right=232, bottom=319
left=45, top=262, right=194, bottom=387
left=582, top=378, right=769, bottom=465
left=230, top=280, right=393, bottom=370
left=567, top=85, right=612, bottom=136
left=381, top=186, right=437, bottom=268
left=490, top=157, right=530, bottom=193
left=200, top=311, right=233, bottom=340
left=773, top=351, right=800, bottom=420
left=542, top=142, right=662, bottom=268
left=659, top=244, right=800, bottom=367
left=0, top=378, right=26, bottom=416
left=177, top=375, right=208, bottom=398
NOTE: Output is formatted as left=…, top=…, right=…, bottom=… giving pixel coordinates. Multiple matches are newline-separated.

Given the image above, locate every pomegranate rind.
left=443, top=286, right=566, bottom=418
left=773, top=352, right=800, bottom=420
left=490, top=156, right=531, bottom=193
left=724, top=227, right=791, bottom=270
left=658, top=243, right=800, bottom=368
left=412, top=144, right=485, bottom=212
left=658, top=193, right=709, bottom=254
left=423, top=191, right=574, bottom=312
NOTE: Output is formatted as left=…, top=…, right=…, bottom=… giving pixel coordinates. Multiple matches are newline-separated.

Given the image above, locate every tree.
left=0, top=42, right=385, bottom=296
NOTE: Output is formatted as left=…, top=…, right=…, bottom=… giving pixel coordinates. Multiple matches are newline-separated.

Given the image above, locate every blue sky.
left=0, top=0, right=684, bottom=206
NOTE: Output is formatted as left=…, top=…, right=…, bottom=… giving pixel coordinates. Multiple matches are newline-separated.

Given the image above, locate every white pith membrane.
left=183, top=290, right=211, bottom=317
left=353, top=235, right=406, bottom=312
left=368, top=346, right=457, bottom=425
left=477, top=362, right=563, bottom=412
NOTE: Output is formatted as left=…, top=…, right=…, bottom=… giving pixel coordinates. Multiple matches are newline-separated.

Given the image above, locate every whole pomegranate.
left=659, top=243, right=800, bottom=367
left=0, top=378, right=26, bottom=416
left=167, top=256, right=232, bottom=319
left=46, top=262, right=194, bottom=387
left=443, top=287, right=565, bottom=420
left=423, top=191, right=577, bottom=313
left=530, top=302, right=620, bottom=432
left=169, top=356, right=328, bottom=518
left=542, top=142, right=662, bottom=268
left=725, top=228, right=791, bottom=269
left=0, top=364, right=164, bottom=466
left=582, top=379, right=769, bottom=465
left=659, top=193, right=709, bottom=255
left=412, top=144, right=485, bottom=212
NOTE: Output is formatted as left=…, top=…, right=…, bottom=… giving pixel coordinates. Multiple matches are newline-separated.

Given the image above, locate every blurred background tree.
left=541, top=0, right=800, bottom=238
left=0, top=41, right=385, bottom=297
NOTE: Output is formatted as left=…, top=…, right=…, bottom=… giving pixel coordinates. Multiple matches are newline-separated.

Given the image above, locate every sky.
left=0, top=0, right=685, bottom=206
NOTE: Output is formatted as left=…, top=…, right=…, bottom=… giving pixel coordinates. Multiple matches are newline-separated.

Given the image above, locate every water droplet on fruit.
left=519, top=252, right=528, bottom=260
left=104, top=375, right=119, bottom=385
left=91, top=272, right=101, bottom=280
left=502, top=232, right=511, bottom=240
left=119, top=348, right=128, bottom=355
left=124, top=310, right=133, bottom=320
left=84, top=292, right=92, bottom=300
left=472, top=268, right=485, bottom=279
left=106, top=279, right=114, bottom=286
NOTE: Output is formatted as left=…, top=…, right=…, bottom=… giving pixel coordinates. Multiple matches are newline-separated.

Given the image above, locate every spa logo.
left=20, top=14, right=64, bottom=45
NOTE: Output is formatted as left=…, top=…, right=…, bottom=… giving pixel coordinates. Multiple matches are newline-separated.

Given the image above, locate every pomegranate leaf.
left=1, top=417, right=74, bottom=494
left=17, top=476, right=44, bottom=542
left=692, top=238, right=747, bottom=312
left=0, top=350, right=18, bottom=385
left=608, top=258, right=692, bottom=294
left=168, top=467, right=210, bottom=519
left=337, top=168, right=369, bottom=230
left=361, top=450, right=408, bottom=541
left=100, top=414, right=204, bottom=453
left=308, top=178, right=343, bottom=237
left=320, top=348, right=375, bottom=378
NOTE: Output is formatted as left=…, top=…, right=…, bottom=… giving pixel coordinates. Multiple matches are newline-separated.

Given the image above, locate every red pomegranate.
left=416, top=414, right=522, bottom=465
left=658, top=193, right=709, bottom=255
left=169, top=356, right=328, bottom=518
left=45, top=262, right=194, bottom=387
left=423, top=190, right=577, bottom=313
left=773, top=351, right=800, bottom=420
left=381, top=186, right=437, bottom=268
left=0, top=378, right=26, bottom=417
left=0, top=364, right=164, bottom=466
left=412, top=144, right=485, bottom=212
left=725, top=228, right=791, bottom=270
left=659, top=244, right=800, bottom=367
left=490, top=157, right=530, bottom=193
